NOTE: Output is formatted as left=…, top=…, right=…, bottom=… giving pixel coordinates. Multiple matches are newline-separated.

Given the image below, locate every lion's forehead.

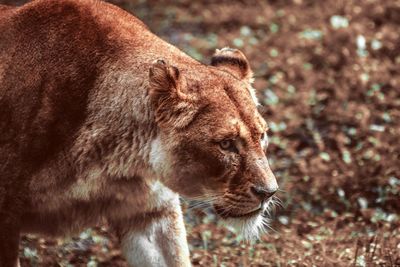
left=187, top=73, right=267, bottom=139
left=221, top=85, right=267, bottom=138
left=227, top=117, right=264, bottom=139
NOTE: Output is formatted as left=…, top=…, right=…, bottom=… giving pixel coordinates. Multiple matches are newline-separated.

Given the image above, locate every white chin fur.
left=224, top=213, right=270, bottom=241
left=222, top=201, right=274, bottom=241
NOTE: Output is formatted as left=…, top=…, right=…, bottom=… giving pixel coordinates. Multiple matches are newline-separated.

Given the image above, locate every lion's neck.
left=72, top=64, right=160, bottom=181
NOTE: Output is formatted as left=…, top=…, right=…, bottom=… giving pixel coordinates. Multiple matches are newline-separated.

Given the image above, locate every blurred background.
left=1, top=0, right=399, bottom=266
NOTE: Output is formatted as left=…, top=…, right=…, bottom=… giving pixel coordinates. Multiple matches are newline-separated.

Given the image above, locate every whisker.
left=272, top=196, right=284, bottom=207
left=181, top=193, right=224, bottom=202
left=187, top=202, right=213, bottom=211
left=261, top=215, right=277, bottom=234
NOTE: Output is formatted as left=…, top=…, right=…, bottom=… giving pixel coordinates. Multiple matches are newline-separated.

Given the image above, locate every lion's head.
left=148, top=48, right=278, bottom=239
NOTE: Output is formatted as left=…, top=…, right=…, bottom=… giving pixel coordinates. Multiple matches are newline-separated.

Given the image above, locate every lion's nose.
left=250, top=185, right=277, bottom=201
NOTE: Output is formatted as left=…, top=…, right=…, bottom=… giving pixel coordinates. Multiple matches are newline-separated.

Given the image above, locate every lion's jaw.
left=222, top=199, right=276, bottom=240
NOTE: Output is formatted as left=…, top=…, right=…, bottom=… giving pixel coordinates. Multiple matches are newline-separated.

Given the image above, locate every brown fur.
left=0, top=1, right=277, bottom=266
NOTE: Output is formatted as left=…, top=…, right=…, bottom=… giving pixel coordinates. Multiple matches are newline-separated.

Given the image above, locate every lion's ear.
left=211, top=47, right=253, bottom=82
left=149, top=59, right=183, bottom=103
left=148, top=59, right=197, bottom=128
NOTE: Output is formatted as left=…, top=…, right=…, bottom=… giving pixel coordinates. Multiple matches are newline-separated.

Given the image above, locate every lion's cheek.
left=161, top=164, right=205, bottom=197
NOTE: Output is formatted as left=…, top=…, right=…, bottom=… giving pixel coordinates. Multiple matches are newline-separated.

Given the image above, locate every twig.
left=353, top=238, right=360, bottom=267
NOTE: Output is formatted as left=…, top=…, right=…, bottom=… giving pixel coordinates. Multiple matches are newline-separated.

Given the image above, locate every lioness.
left=0, top=0, right=278, bottom=266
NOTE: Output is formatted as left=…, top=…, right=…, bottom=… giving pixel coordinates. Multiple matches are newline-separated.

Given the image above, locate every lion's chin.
left=223, top=212, right=270, bottom=241
left=215, top=201, right=274, bottom=241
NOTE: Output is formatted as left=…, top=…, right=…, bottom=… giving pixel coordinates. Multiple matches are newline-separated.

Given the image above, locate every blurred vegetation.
left=1, top=0, right=399, bottom=266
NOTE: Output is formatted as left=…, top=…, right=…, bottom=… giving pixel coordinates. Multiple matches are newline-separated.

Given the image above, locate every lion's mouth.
left=230, top=207, right=262, bottom=218
left=214, top=203, right=263, bottom=219
left=214, top=200, right=273, bottom=240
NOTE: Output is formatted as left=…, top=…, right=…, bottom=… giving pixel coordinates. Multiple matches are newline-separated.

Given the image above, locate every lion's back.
left=0, top=0, right=121, bottom=174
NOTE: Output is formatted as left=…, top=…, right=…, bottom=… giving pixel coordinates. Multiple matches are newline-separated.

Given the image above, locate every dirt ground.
left=1, top=0, right=399, bottom=266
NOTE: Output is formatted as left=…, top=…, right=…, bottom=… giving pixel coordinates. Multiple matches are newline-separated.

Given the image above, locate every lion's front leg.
left=112, top=190, right=191, bottom=267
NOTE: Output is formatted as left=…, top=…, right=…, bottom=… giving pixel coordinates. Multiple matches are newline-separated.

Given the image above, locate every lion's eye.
left=220, top=140, right=232, bottom=149
left=219, top=139, right=237, bottom=153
